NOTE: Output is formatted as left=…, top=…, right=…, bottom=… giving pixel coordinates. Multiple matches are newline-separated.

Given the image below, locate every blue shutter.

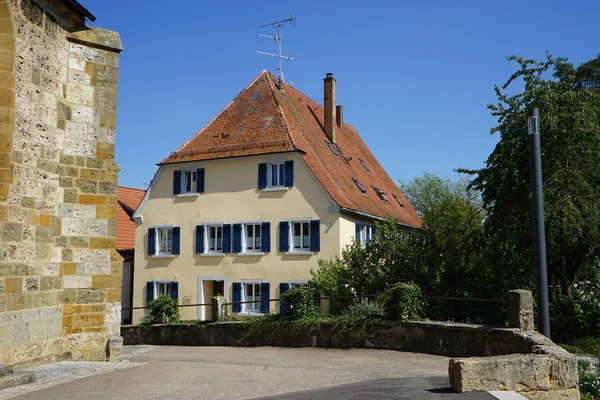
left=279, top=283, right=290, bottom=314
left=258, top=163, right=267, bottom=189
left=261, top=222, right=271, bottom=252
left=169, top=282, right=179, bottom=301
left=173, top=170, right=181, bottom=195
left=284, top=160, right=294, bottom=187
left=310, top=220, right=320, bottom=251
left=279, top=221, right=289, bottom=252
left=223, top=224, right=232, bottom=253
left=260, top=282, right=270, bottom=313
left=171, top=227, right=180, bottom=255
left=196, top=168, right=205, bottom=193
left=371, top=225, right=376, bottom=241
left=232, top=282, right=242, bottom=312
left=146, top=282, right=154, bottom=304
left=148, top=228, right=156, bottom=255
left=355, top=222, right=360, bottom=241
left=195, top=225, right=204, bottom=254
left=232, top=223, right=242, bottom=253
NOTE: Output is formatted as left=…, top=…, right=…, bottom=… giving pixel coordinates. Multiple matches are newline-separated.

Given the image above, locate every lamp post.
left=527, top=107, right=550, bottom=338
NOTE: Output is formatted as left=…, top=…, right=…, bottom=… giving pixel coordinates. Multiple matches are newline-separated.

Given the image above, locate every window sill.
left=237, top=312, right=264, bottom=316
left=262, top=187, right=290, bottom=192
left=152, top=254, right=175, bottom=259
left=285, top=251, right=314, bottom=256
left=237, top=252, right=265, bottom=256
left=201, top=253, right=225, bottom=257
left=176, top=193, right=200, bottom=198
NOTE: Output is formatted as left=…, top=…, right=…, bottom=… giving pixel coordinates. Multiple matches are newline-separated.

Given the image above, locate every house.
left=132, top=71, right=421, bottom=322
left=116, top=186, right=145, bottom=324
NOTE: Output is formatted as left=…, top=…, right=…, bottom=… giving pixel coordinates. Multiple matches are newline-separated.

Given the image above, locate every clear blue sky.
left=85, top=0, right=599, bottom=190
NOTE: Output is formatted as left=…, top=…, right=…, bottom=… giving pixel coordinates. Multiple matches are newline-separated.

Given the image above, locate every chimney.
left=336, top=105, right=343, bottom=131
left=324, top=73, right=336, bottom=143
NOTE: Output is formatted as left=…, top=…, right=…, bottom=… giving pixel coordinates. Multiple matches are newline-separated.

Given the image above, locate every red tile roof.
left=116, top=186, right=145, bottom=250
left=161, top=71, right=421, bottom=228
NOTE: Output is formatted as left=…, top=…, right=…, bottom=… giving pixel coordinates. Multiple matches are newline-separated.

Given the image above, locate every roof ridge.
left=264, top=73, right=299, bottom=151
left=167, top=71, right=271, bottom=160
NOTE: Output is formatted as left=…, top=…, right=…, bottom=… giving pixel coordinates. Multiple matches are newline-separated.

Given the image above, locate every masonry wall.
left=0, top=0, right=122, bottom=365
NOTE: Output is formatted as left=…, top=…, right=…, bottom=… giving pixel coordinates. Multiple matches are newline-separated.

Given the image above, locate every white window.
left=359, top=225, right=370, bottom=247
left=290, top=281, right=308, bottom=289
left=181, top=170, right=197, bottom=194
left=157, top=227, right=172, bottom=255
left=291, top=221, right=310, bottom=251
left=152, top=279, right=172, bottom=300
left=206, top=224, right=223, bottom=253
left=243, top=282, right=261, bottom=313
left=268, top=162, right=285, bottom=188
left=243, top=223, right=261, bottom=252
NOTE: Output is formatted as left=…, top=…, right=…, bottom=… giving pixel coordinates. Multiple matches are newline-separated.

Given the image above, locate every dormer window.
left=359, top=158, right=371, bottom=173
left=372, top=186, right=388, bottom=203
left=392, top=194, right=404, bottom=207
left=352, top=178, right=366, bottom=194
left=326, top=141, right=339, bottom=156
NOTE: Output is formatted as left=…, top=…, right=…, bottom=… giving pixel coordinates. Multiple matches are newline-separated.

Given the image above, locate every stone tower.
left=0, top=0, right=123, bottom=364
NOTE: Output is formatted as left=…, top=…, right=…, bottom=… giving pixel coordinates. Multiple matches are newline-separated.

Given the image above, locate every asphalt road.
left=5, top=346, right=517, bottom=399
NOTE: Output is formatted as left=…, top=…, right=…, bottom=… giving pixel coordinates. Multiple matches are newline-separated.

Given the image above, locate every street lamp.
left=527, top=107, right=550, bottom=338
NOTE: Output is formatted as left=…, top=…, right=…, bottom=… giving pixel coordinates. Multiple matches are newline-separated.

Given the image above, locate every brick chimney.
left=324, top=73, right=336, bottom=143
left=336, top=105, right=343, bottom=131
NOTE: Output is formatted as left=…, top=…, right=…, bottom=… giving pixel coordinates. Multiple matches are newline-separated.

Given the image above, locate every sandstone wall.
left=0, top=0, right=122, bottom=365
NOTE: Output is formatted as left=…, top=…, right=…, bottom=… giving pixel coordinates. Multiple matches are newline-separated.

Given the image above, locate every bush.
left=281, top=285, right=321, bottom=320
left=579, top=359, right=600, bottom=399
left=381, top=282, right=423, bottom=321
left=333, top=300, right=384, bottom=336
left=140, top=295, right=180, bottom=325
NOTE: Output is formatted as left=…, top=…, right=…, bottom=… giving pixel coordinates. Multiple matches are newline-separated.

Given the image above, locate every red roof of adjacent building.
left=160, top=71, right=421, bottom=228
left=116, top=186, right=145, bottom=250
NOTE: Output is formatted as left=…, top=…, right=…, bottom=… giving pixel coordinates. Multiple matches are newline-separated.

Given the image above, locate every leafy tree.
left=462, top=53, right=600, bottom=299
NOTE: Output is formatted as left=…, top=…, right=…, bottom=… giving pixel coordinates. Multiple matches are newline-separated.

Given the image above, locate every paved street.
left=0, top=346, right=524, bottom=399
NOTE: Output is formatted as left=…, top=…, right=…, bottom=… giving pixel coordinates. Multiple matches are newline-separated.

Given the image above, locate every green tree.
left=463, top=53, right=600, bottom=298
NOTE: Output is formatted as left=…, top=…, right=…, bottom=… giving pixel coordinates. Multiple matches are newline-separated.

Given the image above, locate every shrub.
left=579, top=359, right=600, bottom=399
left=333, top=300, right=384, bottom=336
left=140, top=294, right=180, bottom=325
left=281, top=285, right=321, bottom=320
left=381, top=282, right=423, bottom=321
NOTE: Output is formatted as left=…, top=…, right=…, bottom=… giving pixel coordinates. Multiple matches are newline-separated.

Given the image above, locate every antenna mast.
left=257, top=13, right=295, bottom=88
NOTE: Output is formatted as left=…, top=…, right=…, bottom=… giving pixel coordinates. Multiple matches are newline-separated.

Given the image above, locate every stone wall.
left=0, top=0, right=122, bottom=365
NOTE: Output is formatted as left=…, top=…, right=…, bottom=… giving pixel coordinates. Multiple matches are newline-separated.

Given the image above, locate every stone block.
left=22, top=277, right=39, bottom=292
left=83, top=304, right=106, bottom=313
left=63, top=275, right=91, bottom=289
left=0, top=277, right=3, bottom=294
left=85, top=263, right=110, bottom=275
left=91, top=274, right=120, bottom=289
left=12, top=322, right=29, bottom=345
left=106, top=336, right=122, bottom=362
left=55, top=236, right=69, bottom=247
left=72, top=313, right=104, bottom=328
left=0, top=323, right=12, bottom=347
left=105, top=288, right=120, bottom=303
left=39, top=214, right=51, bottom=226
left=29, top=319, right=47, bottom=341
left=63, top=189, right=79, bottom=203
left=6, top=294, right=25, bottom=311
left=508, top=290, right=534, bottom=331
left=95, top=205, right=116, bottom=219
left=69, top=236, right=88, bottom=248
left=96, top=142, right=114, bottom=159
left=79, top=194, right=105, bottom=205
left=59, top=289, right=77, bottom=305
left=89, top=237, right=115, bottom=249
left=46, top=316, right=62, bottom=337
left=80, top=168, right=105, bottom=180
left=448, top=354, right=578, bottom=394
left=2, top=222, right=22, bottom=242
left=60, top=155, right=75, bottom=165
left=86, top=158, right=104, bottom=169
left=60, top=263, right=77, bottom=276
left=42, top=263, right=59, bottom=277
left=0, top=87, right=14, bottom=109
left=76, top=289, right=106, bottom=304
left=4, top=277, right=22, bottom=294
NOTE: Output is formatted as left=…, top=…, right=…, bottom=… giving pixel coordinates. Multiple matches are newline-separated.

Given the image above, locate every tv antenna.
left=257, top=13, right=295, bottom=88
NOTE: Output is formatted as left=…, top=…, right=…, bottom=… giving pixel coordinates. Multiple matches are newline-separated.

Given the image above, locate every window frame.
left=240, top=280, right=263, bottom=315
left=153, top=224, right=174, bottom=258
left=392, top=194, right=404, bottom=207
left=204, top=222, right=224, bottom=256
left=359, top=224, right=370, bottom=247
left=372, top=186, right=389, bottom=203
left=152, top=278, right=173, bottom=300
left=176, top=168, right=200, bottom=197
left=352, top=178, right=367, bottom=194
left=286, top=218, right=313, bottom=255
left=359, top=158, right=371, bottom=172
left=267, top=161, right=285, bottom=189
left=240, top=220, right=264, bottom=255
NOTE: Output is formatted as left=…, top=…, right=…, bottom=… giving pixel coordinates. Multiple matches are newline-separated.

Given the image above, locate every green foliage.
left=462, top=53, right=600, bottom=301
left=579, top=359, right=600, bottom=399
left=281, top=285, right=321, bottom=320
left=381, top=282, right=423, bottom=321
left=140, top=295, right=180, bottom=325
left=333, top=301, right=383, bottom=336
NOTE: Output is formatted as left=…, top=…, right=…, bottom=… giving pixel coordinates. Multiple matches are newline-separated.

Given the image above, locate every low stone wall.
left=122, top=320, right=578, bottom=399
